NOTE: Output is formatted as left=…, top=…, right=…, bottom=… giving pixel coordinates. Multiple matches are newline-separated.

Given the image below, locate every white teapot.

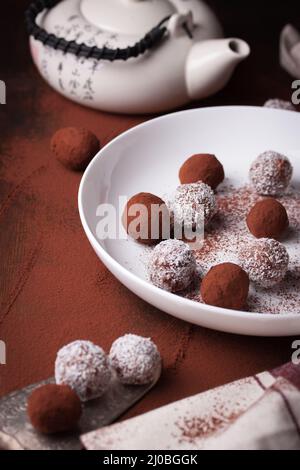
left=26, top=0, right=250, bottom=114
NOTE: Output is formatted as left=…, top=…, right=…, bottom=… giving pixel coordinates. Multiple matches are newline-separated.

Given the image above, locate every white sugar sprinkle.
left=109, top=334, right=161, bottom=385
left=55, top=340, right=111, bottom=402
left=149, top=239, right=196, bottom=292
left=264, top=99, right=296, bottom=111
left=172, top=182, right=216, bottom=228
left=249, top=151, right=293, bottom=196
left=238, top=238, right=289, bottom=288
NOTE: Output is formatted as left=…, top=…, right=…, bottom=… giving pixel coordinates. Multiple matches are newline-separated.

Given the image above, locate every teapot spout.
left=186, top=38, right=250, bottom=100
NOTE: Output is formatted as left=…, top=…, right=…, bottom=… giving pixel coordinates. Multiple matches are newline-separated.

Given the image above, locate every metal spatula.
left=0, top=369, right=160, bottom=450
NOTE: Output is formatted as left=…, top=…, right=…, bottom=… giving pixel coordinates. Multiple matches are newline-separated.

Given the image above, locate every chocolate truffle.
left=55, top=340, right=111, bottom=402
left=239, top=238, right=289, bottom=288
left=246, top=198, right=289, bottom=239
left=172, top=182, right=216, bottom=229
left=27, top=384, right=81, bottom=434
left=249, top=151, right=293, bottom=196
left=51, top=127, right=100, bottom=171
left=200, top=263, right=249, bottom=310
left=179, top=154, right=225, bottom=190
left=149, top=239, right=196, bottom=292
left=109, top=334, right=161, bottom=385
left=123, top=192, right=171, bottom=246
left=264, top=99, right=296, bottom=111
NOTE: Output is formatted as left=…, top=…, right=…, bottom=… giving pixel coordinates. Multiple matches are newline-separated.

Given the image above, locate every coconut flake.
left=249, top=151, right=293, bottom=196
left=149, top=239, right=196, bottom=292
left=238, top=238, right=289, bottom=288
left=264, top=99, right=296, bottom=111
left=55, top=340, right=111, bottom=402
left=172, top=182, right=216, bottom=228
left=109, top=334, right=161, bottom=385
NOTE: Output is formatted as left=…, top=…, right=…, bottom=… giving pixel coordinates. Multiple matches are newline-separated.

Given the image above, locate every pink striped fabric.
left=81, top=362, right=300, bottom=450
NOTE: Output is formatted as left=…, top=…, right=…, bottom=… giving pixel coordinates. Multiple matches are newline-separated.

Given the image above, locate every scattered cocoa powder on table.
left=0, top=1, right=297, bottom=416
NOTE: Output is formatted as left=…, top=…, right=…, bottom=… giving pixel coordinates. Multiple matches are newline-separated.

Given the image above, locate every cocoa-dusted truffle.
left=239, top=238, right=289, bottom=288
left=51, top=127, right=100, bottom=171
left=109, top=334, right=161, bottom=385
left=249, top=151, right=293, bottom=196
left=27, top=384, right=81, bottom=435
left=247, top=198, right=289, bottom=239
left=200, top=263, right=249, bottom=310
left=179, top=154, right=224, bottom=190
left=123, top=192, right=171, bottom=246
left=172, top=182, right=216, bottom=229
left=149, top=239, right=196, bottom=292
left=55, top=340, right=111, bottom=402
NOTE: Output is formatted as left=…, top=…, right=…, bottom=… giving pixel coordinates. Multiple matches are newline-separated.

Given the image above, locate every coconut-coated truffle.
left=149, top=239, right=196, bottom=292
left=109, top=334, right=161, bottom=385
left=27, top=384, right=81, bottom=435
left=122, top=192, right=171, bottom=246
left=179, top=154, right=225, bottom=190
left=200, top=263, right=249, bottom=310
left=51, top=127, right=100, bottom=171
left=55, top=340, right=111, bottom=402
left=239, top=238, right=289, bottom=288
left=173, top=182, right=216, bottom=229
left=246, top=198, right=289, bottom=239
left=264, top=99, right=296, bottom=111
left=249, top=151, right=293, bottom=196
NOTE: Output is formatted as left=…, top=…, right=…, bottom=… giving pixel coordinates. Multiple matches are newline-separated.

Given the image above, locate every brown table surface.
left=0, top=0, right=299, bottom=422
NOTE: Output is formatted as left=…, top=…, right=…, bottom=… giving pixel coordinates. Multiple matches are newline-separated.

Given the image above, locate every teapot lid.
left=80, top=0, right=176, bottom=35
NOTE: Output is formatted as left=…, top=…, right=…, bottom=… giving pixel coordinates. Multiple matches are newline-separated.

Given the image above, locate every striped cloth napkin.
left=81, top=362, right=300, bottom=450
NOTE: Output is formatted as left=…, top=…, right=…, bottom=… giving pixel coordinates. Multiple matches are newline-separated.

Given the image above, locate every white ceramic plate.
left=79, top=106, right=300, bottom=336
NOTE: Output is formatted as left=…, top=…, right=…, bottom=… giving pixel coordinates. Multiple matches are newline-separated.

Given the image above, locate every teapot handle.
left=25, top=0, right=172, bottom=61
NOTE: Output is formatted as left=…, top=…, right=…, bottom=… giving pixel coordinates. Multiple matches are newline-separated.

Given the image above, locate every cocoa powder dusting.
left=1, top=0, right=298, bottom=419
left=175, top=411, right=239, bottom=444
left=184, top=185, right=300, bottom=315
